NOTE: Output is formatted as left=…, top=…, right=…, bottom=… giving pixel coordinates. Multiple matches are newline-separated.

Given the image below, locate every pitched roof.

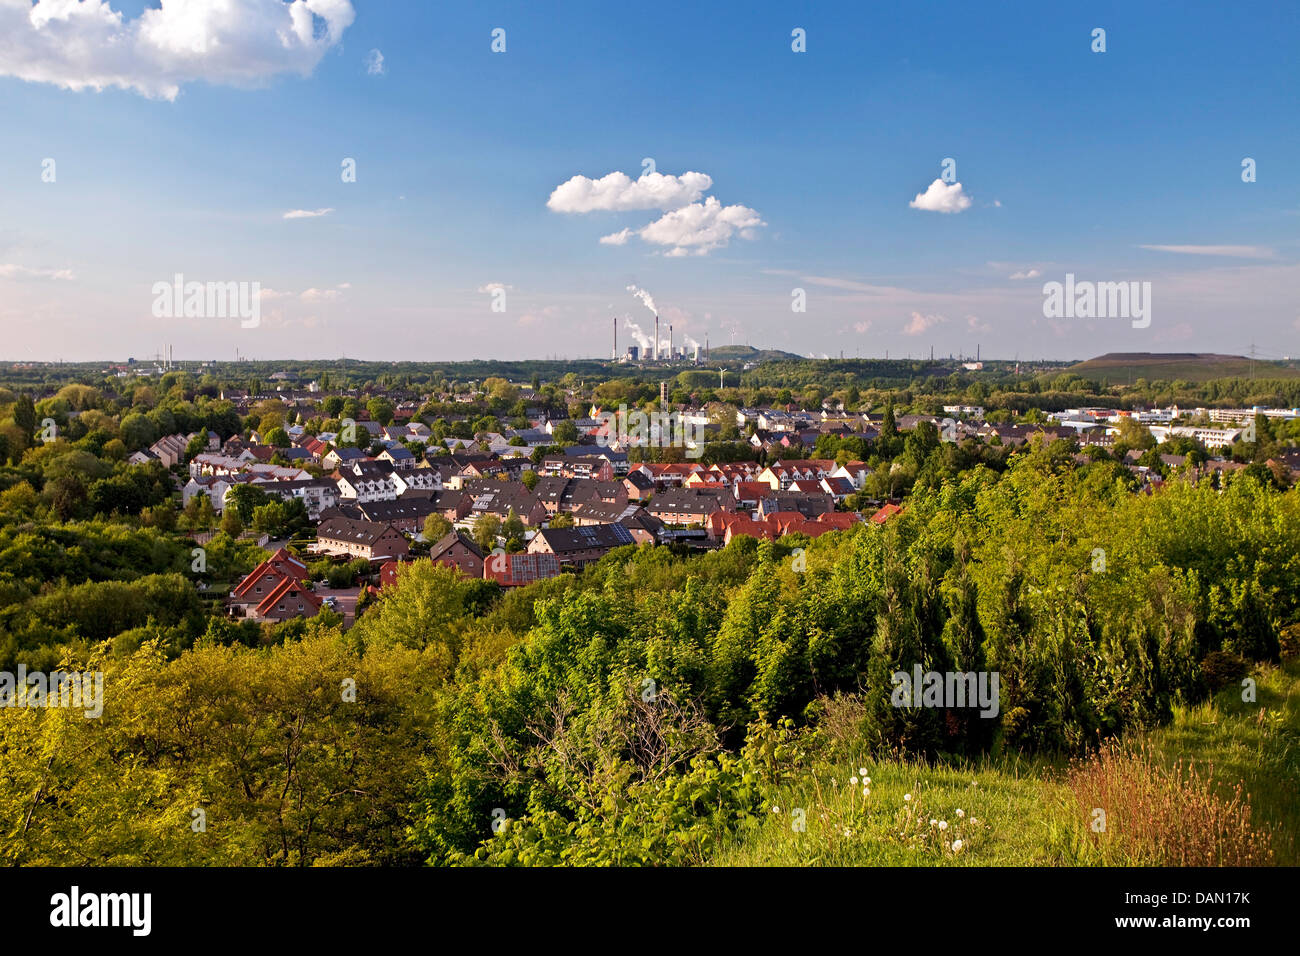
left=534, top=523, right=635, bottom=553
left=429, top=530, right=483, bottom=562
left=254, top=575, right=322, bottom=617
left=317, top=516, right=404, bottom=545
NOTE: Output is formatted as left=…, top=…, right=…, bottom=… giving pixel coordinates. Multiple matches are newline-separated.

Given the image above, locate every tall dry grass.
left=1064, top=743, right=1274, bottom=866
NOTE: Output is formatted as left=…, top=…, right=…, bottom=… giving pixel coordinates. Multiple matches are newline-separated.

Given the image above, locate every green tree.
left=422, top=513, right=453, bottom=542
left=473, top=514, right=502, bottom=553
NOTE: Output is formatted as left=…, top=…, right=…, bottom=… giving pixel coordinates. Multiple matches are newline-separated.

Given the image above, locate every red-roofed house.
left=251, top=575, right=322, bottom=622
left=230, top=548, right=312, bottom=614
left=483, top=551, right=562, bottom=587
left=870, top=503, right=904, bottom=524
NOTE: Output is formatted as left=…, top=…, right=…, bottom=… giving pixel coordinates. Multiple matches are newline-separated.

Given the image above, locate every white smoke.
left=627, top=284, right=656, bottom=316
left=623, top=316, right=653, bottom=351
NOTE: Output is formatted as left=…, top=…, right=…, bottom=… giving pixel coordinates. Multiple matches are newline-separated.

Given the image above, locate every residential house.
left=483, top=551, right=562, bottom=587
left=528, top=523, right=637, bottom=567
left=314, top=517, right=410, bottom=561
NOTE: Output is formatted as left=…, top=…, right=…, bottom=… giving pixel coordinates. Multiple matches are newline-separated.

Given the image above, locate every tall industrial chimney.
left=613, top=317, right=617, bottom=361
left=654, top=315, right=659, bottom=362
left=669, top=324, right=673, bottom=362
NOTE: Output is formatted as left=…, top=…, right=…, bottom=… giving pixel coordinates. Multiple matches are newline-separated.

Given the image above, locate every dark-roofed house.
left=618, top=508, right=665, bottom=544
left=428, top=530, right=485, bottom=578
left=540, top=454, right=614, bottom=481
left=322, top=446, right=368, bottom=469
left=621, top=470, right=654, bottom=502
left=335, top=460, right=400, bottom=502
left=378, top=445, right=417, bottom=470
left=532, top=476, right=572, bottom=514
left=647, top=487, right=736, bottom=526
left=528, top=522, right=636, bottom=567
left=343, top=493, right=462, bottom=534
left=757, top=492, right=835, bottom=520
left=460, top=479, right=548, bottom=526
left=315, top=517, right=410, bottom=561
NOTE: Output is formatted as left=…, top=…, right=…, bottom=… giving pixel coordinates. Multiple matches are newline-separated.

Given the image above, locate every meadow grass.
left=713, top=660, right=1298, bottom=866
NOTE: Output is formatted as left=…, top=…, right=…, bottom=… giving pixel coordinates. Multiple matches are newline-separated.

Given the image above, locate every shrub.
left=1200, top=651, right=1249, bottom=694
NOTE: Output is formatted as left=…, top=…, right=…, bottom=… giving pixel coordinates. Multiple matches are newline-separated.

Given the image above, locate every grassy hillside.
left=712, top=658, right=1299, bottom=866
left=705, top=344, right=805, bottom=361
left=1071, top=352, right=1300, bottom=384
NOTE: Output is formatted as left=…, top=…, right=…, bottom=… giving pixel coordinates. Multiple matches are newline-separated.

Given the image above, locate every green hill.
left=708, top=344, right=804, bottom=362
left=1071, top=352, right=1300, bottom=383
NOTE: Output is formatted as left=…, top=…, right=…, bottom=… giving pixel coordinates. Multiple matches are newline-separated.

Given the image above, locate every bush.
left=1200, top=651, right=1250, bottom=694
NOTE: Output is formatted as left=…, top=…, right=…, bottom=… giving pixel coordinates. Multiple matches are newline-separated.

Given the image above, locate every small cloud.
left=1008, top=269, right=1041, bottom=280
left=365, top=49, right=385, bottom=76
left=1138, top=244, right=1272, bottom=259
left=903, top=311, right=946, bottom=335
left=909, top=179, right=972, bottom=214
left=853, top=321, right=872, bottom=334
left=0, top=264, right=75, bottom=280
left=992, top=199, right=1002, bottom=208
left=300, top=286, right=346, bottom=303
left=477, top=282, right=512, bottom=293
left=599, top=229, right=633, bottom=246
left=283, top=208, right=334, bottom=220
left=547, top=170, right=712, bottom=213
left=966, top=314, right=991, bottom=332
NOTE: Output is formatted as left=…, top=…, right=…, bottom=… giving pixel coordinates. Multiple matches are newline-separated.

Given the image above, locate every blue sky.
left=1, top=0, right=1296, bottom=362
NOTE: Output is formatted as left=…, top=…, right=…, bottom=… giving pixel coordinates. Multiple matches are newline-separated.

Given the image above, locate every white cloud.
left=552, top=167, right=763, bottom=255
left=477, top=282, right=511, bottom=293
left=622, top=197, right=765, bottom=256
left=365, top=48, right=384, bottom=76
left=0, top=263, right=74, bottom=280
left=0, top=0, right=355, bottom=101
left=300, top=286, right=345, bottom=302
left=283, top=208, right=334, bottom=219
left=909, top=179, right=973, bottom=214
left=853, top=321, right=872, bottom=334
left=1138, top=244, right=1273, bottom=259
left=547, top=170, right=712, bottom=213
left=903, top=311, right=946, bottom=335
left=966, top=314, right=991, bottom=332
left=1008, top=269, right=1041, bottom=280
